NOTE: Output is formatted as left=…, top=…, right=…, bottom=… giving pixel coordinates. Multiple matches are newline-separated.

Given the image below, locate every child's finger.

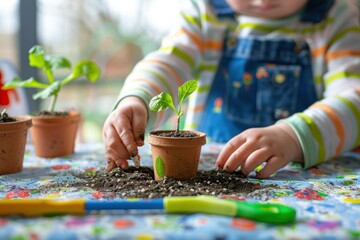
left=240, top=148, right=270, bottom=176
left=103, top=126, right=132, bottom=170
left=222, top=141, right=254, bottom=173
left=115, top=159, right=129, bottom=170
left=256, top=156, right=285, bottom=179
left=104, top=146, right=129, bottom=171
left=131, top=105, right=147, bottom=146
left=134, top=129, right=145, bottom=146
left=215, top=135, right=246, bottom=169
left=112, top=121, right=138, bottom=158
left=106, top=159, right=117, bottom=172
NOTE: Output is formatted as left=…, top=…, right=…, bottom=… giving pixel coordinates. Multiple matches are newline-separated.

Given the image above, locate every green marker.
left=164, top=196, right=296, bottom=224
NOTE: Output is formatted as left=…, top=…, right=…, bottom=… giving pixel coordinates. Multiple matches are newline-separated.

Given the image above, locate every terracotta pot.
left=30, top=111, right=81, bottom=158
left=148, top=130, right=206, bottom=181
left=0, top=116, right=32, bottom=175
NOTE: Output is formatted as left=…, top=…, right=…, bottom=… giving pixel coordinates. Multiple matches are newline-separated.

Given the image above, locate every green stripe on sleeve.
left=197, top=85, right=211, bottom=93
left=278, top=114, right=326, bottom=168
left=295, top=113, right=326, bottom=165
left=335, top=96, right=360, bottom=147
left=180, top=13, right=201, bottom=28
left=325, top=72, right=360, bottom=86
left=160, top=46, right=195, bottom=71
left=328, top=26, right=360, bottom=48
left=201, top=13, right=219, bottom=25
left=300, top=18, right=333, bottom=34
left=198, top=64, right=217, bottom=72
left=238, top=23, right=294, bottom=34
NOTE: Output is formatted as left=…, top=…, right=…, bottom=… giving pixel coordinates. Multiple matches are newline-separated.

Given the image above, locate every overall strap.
left=209, top=0, right=335, bottom=23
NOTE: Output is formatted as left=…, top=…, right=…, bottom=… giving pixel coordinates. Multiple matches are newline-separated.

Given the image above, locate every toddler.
left=103, top=0, right=360, bottom=178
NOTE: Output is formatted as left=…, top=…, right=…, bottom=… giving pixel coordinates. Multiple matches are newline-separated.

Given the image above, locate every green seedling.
left=149, top=80, right=198, bottom=133
left=2, top=45, right=101, bottom=113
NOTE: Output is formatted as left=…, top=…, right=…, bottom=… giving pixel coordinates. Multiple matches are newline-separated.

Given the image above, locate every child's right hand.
left=215, top=123, right=303, bottom=178
left=102, top=96, right=148, bottom=172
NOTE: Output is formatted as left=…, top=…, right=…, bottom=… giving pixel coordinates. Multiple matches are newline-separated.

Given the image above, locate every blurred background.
left=0, top=0, right=180, bottom=143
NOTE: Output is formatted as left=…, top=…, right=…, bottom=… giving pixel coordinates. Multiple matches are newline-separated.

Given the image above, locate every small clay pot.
left=148, top=130, right=206, bottom=180
left=30, top=111, right=81, bottom=158
left=0, top=116, right=32, bottom=175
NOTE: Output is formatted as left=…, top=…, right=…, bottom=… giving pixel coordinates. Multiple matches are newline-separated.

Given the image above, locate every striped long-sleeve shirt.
left=117, top=0, right=360, bottom=169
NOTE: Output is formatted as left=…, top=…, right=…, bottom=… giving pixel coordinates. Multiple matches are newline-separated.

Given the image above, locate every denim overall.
left=198, top=0, right=334, bottom=143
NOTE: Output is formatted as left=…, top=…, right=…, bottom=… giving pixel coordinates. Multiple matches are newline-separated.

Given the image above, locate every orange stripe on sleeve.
left=311, top=46, right=327, bottom=58
left=311, top=103, right=345, bottom=155
left=179, top=28, right=204, bottom=52
left=162, top=28, right=222, bottom=52
left=204, top=41, right=223, bottom=51
left=132, top=78, right=162, bottom=95
left=326, top=50, right=360, bottom=62
left=143, top=59, right=183, bottom=87
left=163, top=28, right=204, bottom=53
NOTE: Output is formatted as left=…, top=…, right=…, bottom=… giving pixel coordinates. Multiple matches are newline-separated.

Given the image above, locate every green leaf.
left=33, top=81, right=61, bottom=100
left=45, top=56, right=71, bottom=70
left=178, top=80, right=198, bottom=104
left=28, top=45, right=46, bottom=68
left=149, top=92, right=176, bottom=112
left=2, top=77, right=48, bottom=89
left=155, top=156, right=165, bottom=178
left=63, top=60, right=101, bottom=84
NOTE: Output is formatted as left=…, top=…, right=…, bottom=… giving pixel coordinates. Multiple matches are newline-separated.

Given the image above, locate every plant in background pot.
left=2, top=45, right=101, bottom=158
left=148, top=80, right=206, bottom=181
left=0, top=109, right=32, bottom=175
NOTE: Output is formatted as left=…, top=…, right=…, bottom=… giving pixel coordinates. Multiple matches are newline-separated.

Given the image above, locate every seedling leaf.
left=178, top=80, right=198, bottom=103
left=149, top=80, right=198, bottom=132
left=149, top=92, right=176, bottom=112
left=46, top=56, right=71, bottom=70
left=28, top=45, right=46, bottom=68
left=2, top=77, right=48, bottom=89
left=33, top=81, right=61, bottom=100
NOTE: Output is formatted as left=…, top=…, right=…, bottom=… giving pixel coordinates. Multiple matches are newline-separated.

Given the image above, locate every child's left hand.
left=215, top=123, right=303, bottom=179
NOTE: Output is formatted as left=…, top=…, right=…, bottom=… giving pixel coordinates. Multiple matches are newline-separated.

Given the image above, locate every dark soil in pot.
left=34, top=110, right=69, bottom=117
left=154, top=131, right=198, bottom=138
left=0, top=112, right=16, bottom=122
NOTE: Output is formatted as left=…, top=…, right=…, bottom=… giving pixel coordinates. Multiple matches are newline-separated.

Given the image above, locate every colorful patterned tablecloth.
left=0, top=143, right=359, bottom=240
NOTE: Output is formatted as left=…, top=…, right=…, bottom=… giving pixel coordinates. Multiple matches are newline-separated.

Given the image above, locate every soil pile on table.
left=71, top=167, right=277, bottom=200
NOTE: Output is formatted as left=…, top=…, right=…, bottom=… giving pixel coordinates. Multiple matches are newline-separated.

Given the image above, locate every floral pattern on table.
left=0, top=143, right=359, bottom=240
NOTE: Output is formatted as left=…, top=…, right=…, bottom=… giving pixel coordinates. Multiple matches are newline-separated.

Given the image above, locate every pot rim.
left=0, top=116, right=32, bottom=124
left=0, top=116, right=32, bottom=132
left=29, top=110, right=81, bottom=119
left=149, top=130, right=206, bottom=139
left=148, top=130, right=206, bottom=147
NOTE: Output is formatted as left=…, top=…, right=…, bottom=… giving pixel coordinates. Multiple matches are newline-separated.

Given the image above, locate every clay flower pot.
left=0, top=116, right=32, bottom=175
left=30, top=111, right=81, bottom=158
left=148, top=130, right=206, bottom=180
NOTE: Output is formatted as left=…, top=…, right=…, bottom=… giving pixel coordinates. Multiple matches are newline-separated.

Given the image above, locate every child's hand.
left=102, top=96, right=148, bottom=172
left=215, top=123, right=303, bottom=178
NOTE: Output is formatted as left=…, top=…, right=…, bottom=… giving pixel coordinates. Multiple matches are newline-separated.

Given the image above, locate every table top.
left=0, top=142, right=359, bottom=240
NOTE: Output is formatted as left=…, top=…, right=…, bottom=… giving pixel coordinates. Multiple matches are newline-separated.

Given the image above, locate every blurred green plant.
left=2, top=45, right=101, bottom=113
